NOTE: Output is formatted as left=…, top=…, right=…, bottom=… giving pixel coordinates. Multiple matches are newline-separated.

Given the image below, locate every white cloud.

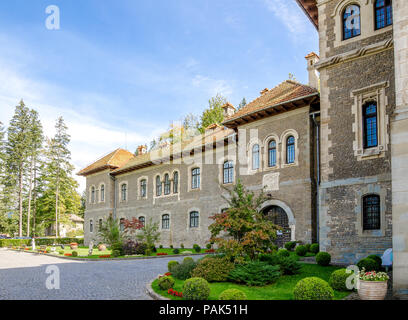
left=192, top=75, right=233, bottom=97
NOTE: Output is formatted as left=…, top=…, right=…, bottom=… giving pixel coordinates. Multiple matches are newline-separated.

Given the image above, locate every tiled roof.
left=112, top=126, right=235, bottom=175
left=224, top=80, right=318, bottom=124
left=77, top=148, right=135, bottom=176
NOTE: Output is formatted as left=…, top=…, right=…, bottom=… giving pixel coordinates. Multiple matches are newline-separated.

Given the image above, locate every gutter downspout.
left=110, top=174, right=117, bottom=220
left=310, top=111, right=320, bottom=243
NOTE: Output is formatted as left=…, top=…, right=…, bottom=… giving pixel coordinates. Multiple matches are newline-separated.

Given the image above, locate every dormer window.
left=343, top=5, right=361, bottom=40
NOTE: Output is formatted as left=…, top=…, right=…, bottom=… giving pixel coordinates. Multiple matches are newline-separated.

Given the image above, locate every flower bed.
left=205, top=249, right=215, bottom=253
left=168, top=288, right=183, bottom=298
left=64, top=253, right=72, bottom=256
left=156, top=253, right=168, bottom=256
left=99, top=255, right=111, bottom=258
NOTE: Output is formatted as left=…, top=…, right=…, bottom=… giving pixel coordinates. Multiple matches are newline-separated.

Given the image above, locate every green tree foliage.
left=96, top=216, right=123, bottom=246
left=199, top=93, right=227, bottom=133
left=209, top=180, right=279, bottom=262
left=136, top=218, right=160, bottom=248
left=238, top=97, right=247, bottom=110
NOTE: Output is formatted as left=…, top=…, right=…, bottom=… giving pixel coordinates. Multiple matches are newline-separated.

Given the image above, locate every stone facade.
left=315, top=0, right=394, bottom=264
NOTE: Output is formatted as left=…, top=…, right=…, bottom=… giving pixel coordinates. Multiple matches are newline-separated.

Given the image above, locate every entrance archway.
left=259, top=200, right=296, bottom=248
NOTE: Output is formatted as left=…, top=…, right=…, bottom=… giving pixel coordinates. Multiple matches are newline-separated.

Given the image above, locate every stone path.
left=0, top=248, right=191, bottom=300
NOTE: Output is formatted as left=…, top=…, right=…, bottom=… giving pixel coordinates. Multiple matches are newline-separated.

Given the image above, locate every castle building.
left=78, top=0, right=408, bottom=296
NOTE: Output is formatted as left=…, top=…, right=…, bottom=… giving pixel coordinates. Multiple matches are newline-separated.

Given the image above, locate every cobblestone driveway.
left=0, top=249, right=191, bottom=300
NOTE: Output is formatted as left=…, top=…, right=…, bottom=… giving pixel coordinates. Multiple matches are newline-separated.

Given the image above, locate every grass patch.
left=152, top=263, right=351, bottom=300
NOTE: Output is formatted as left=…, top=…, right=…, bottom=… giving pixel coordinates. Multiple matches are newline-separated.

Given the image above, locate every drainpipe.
left=310, top=111, right=320, bottom=243
left=110, top=174, right=117, bottom=220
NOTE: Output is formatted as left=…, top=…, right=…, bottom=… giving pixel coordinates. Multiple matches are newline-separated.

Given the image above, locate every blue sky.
left=0, top=0, right=318, bottom=191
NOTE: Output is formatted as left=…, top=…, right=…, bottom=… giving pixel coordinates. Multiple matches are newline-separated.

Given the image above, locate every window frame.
left=121, top=183, right=127, bottom=202
left=191, top=167, right=200, bottom=190
left=91, top=186, right=95, bottom=203
left=100, top=184, right=105, bottom=202
left=156, top=175, right=162, bottom=197
left=223, top=160, right=234, bottom=184
left=363, top=101, right=379, bottom=149
left=119, top=218, right=125, bottom=232
left=189, top=211, right=199, bottom=228
left=162, top=214, right=170, bottom=230
left=164, top=173, right=171, bottom=195
left=173, top=171, right=179, bottom=194
left=252, top=144, right=260, bottom=170
left=90, top=219, right=93, bottom=233
left=268, top=140, right=277, bottom=167
left=374, top=0, right=393, bottom=30
left=140, top=179, right=147, bottom=198
left=342, top=4, right=361, bottom=41
left=98, top=218, right=103, bottom=230
left=139, top=216, right=145, bottom=227
left=286, top=136, right=295, bottom=164
left=362, top=194, right=381, bottom=231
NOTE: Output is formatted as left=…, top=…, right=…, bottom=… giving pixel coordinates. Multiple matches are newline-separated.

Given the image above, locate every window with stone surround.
left=91, top=186, right=95, bottom=203
left=120, top=183, right=127, bottom=202
left=375, top=0, right=393, bottom=30
left=343, top=4, right=361, bottom=40
left=162, top=214, right=170, bottom=229
left=268, top=140, right=277, bottom=167
left=90, top=219, right=93, bottom=233
left=223, top=160, right=234, bottom=184
left=99, top=218, right=102, bottom=230
left=351, top=81, right=389, bottom=161
left=100, top=184, right=105, bottom=202
left=119, top=218, right=125, bottom=232
left=164, top=173, right=170, bottom=195
left=252, top=144, right=260, bottom=170
left=363, top=194, right=381, bottom=230
left=139, top=216, right=145, bottom=227
left=173, top=171, right=179, bottom=193
left=189, top=211, right=199, bottom=228
left=191, top=168, right=200, bottom=189
left=140, top=179, right=147, bottom=198
left=156, top=175, right=162, bottom=196
left=286, top=136, right=295, bottom=164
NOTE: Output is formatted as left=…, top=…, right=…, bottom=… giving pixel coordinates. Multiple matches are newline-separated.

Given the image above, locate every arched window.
left=252, top=144, right=260, bottom=170
left=191, top=168, right=200, bottom=189
left=98, top=218, right=103, bottom=230
left=375, top=0, right=393, bottom=30
left=189, top=211, right=199, bottom=228
left=363, top=102, right=378, bottom=148
left=223, top=161, right=234, bottom=184
left=119, top=218, right=125, bottom=232
left=139, top=216, right=145, bottom=227
left=343, top=5, right=361, bottom=40
left=100, top=184, right=105, bottom=202
left=164, top=174, right=170, bottom=195
left=90, top=220, right=93, bottom=233
left=162, top=214, right=170, bottom=229
left=173, top=172, right=179, bottom=193
left=286, top=136, right=295, bottom=164
left=91, top=186, right=95, bottom=203
left=268, top=140, right=277, bottom=167
left=121, top=183, right=127, bottom=201
left=140, top=179, right=147, bottom=198
left=156, top=175, right=162, bottom=196
left=363, top=195, right=381, bottom=230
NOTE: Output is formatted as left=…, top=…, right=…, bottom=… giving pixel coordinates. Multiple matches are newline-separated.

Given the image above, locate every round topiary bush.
left=305, top=243, right=311, bottom=252
left=58, top=250, right=64, bottom=255
left=158, top=276, right=175, bottom=290
left=366, top=255, right=382, bottom=270
left=191, top=257, right=234, bottom=282
left=357, top=258, right=378, bottom=272
left=329, top=268, right=354, bottom=291
left=173, top=248, right=180, bottom=254
left=295, top=245, right=307, bottom=256
left=184, top=257, right=194, bottom=263
left=183, top=277, right=210, bottom=300
left=310, top=243, right=319, bottom=254
left=219, top=289, right=247, bottom=300
left=293, top=277, right=334, bottom=300
left=316, top=252, right=331, bottom=266
left=193, top=245, right=201, bottom=253
left=277, top=249, right=290, bottom=258
left=180, top=243, right=185, bottom=249
left=284, top=241, right=296, bottom=251
left=71, top=251, right=78, bottom=257
left=206, top=243, right=212, bottom=250
left=168, top=260, right=179, bottom=272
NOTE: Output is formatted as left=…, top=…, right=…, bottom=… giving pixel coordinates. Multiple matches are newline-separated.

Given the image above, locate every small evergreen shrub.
left=191, top=257, right=234, bottom=282
left=193, top=245, right=201, bottom=253
left=112, top=250, right=121, bottom=257
left=58, top=250, right=64, bottom=255
left=219, top=289, right=247, bottom=300
left=258, top=253, right=279, bottom=265
left=270, top=244, right=278, bottom=252
left=71, top=251, right=78, bottom=257
left=145, top=249, right=151, bottom=256
left=111, top=242, right=124, bottom=256
left=170, top=245, right=174, bottom=249
left=158, top=276, right=175, bottom=290
left=277, top=249, right=290, bottom=258
left=305, top=243, right=311, bottom=252
left=180, top=243, right=184, bottom=249
left=295, top=245, right=307, bottom=256
left=228, top=262, right=281, bottom=286
left=206, top=244, right=212, bottom=250
left=172, top=260, right=197, bottom=280
left=329, top=269, right=353, bottom=291
left=366, top=255, right=382, bottom=270
left=173, top=248, right=180, bottom=254
left=151, top=245, right=157, bottom=253
left=159, top=244, right=163, bottom=249
left=168, top=260, right=179, bottom=272
left=357, top=258, right=379, bottom=272
left=310, top=243, right=319, bottom=254
left=293, top=277, right=334, bottom=300
left=284, top=241, right=296, bottom=251
left=316, top=252, right=331, bottom=266
left=278, top=256, right=302, bottom=275
left=183, top=277, right=210, bottom=300
left=184, top=257, right=194, bottom=263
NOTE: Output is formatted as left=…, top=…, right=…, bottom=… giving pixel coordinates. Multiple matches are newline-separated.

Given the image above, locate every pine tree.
left=4, top=100, right=32, bottom=236
left=238, top=97, right=247, bottom=110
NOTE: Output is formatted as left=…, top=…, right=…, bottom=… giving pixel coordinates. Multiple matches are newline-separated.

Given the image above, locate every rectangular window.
left=363, top=103, right=378, bottom=149
left=140, top=180, right=146, bottom=198
left=363, top=195, right=381, bottom=230
left=192, top=168, right=200, bottom=189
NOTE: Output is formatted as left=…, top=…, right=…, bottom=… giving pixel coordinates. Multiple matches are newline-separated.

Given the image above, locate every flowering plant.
left=64, top=253, right=72, bottom=256
left=164, top=272, right=172, bottom=276
left=205, top=249, right=215, bottom=253
left=156, top=253, right=168, bottom=256
left=99, top=255, right=111, bottom=258
left=167, top=288, right=183, bottom=298
left=359, top=268, right=389, bottom=281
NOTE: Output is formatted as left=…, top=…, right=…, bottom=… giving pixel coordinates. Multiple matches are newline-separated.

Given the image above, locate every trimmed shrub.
left=71, top=251, right=78, bottom=257
left=173, top=248, right=180, bottom=254
left=295, top=245, right=307, bottom=257
left=172, top=259, right=197, bottom=280
left=111, top=242, right=124, bottom=256
left=366, top=255, right=382, bottom=270
left=183, top=277, right=210, bottom=300
left=58, top=250, right=64, bottom=255
left=219, top=289, right=247, bottom=300
left=305, top=243, right=311, bottom=252
left=357, top=258, right=379, bottom=272
left=193, top=244, right=201, bottom=253
left=184, top=257, right=194, bottom=263
left=310, top=243, right=319, bottom=254
left=159, top=244, right=163, bottom=249
left=284, top=241, right=296, bottom=251
left=151, top=245, right=157, bottom=253
left=145, top=249, right=151, bottom=256
left=112, top=250, right=121, bottom=257
left=259, top=253, right=279, bottom=265
left=228, top=262, right=281, bottom=286
left=316, top=252, right=331, bottom=266
left=180, top=243, right=184, bottom=249
left=158, top=276, right=175, bottom=290
left=329, top=268, right=353, bottom=291
left=206, top=243, right=212, bottom=250
left=123, top=240, right=146, bottom=255
left=277, top=249, right=290, bottom=258
left=191, top=257, right=234, bottom=282
left=278, top=256, right=302, bottom=275
left=293, top=277, right=334, bottom=300
left=170, top=245, right=174, bottom=249
left=168, top=260, right=179, bottom=272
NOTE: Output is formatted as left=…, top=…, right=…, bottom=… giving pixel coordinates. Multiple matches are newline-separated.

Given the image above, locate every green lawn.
left=26, top=246, right=207, bottom=259
left=152, top=263, right=351, bottom=300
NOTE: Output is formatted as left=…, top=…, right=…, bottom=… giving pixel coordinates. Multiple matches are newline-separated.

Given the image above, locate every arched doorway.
left=263, top=205, right=292, bottom=248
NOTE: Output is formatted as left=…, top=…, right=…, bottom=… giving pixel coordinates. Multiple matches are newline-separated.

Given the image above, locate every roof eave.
left=295, top=0, right=319, bottom=30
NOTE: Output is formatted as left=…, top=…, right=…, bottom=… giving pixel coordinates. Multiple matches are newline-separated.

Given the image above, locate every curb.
left=145, top=276, right=171, bottom=300
left=6, top=248, right=209, bottom=262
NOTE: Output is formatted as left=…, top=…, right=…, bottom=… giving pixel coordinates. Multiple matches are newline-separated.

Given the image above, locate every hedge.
left=0, top=238, right=84, bottom=248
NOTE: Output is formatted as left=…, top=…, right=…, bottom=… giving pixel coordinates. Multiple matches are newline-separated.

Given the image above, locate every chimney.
left=305, top=52, right=319, bottom=89
left=222, top=102, right=236, bottom=118
left=136, top=145, right=147, bottom=155
left=260, top=88, right=269, bottom=95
